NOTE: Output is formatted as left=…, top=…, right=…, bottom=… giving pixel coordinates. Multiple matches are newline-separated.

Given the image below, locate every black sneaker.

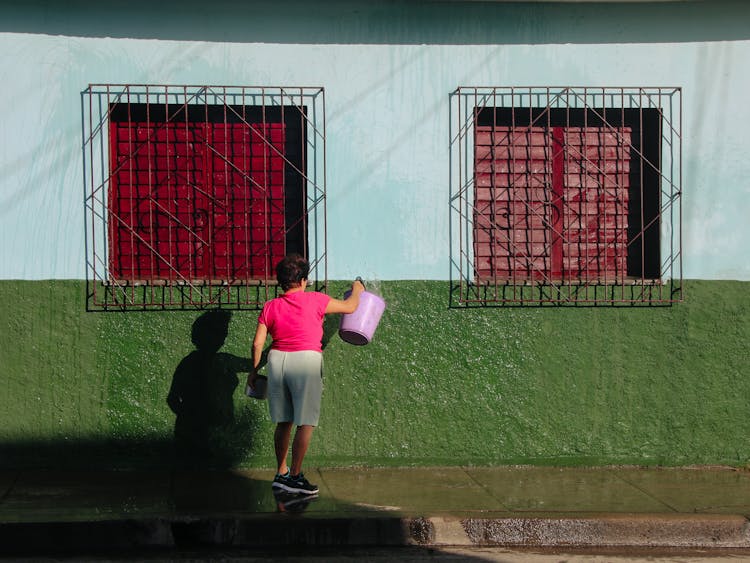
left=277, top=472, right=319, bottom=495
left=272, top=471, right=291, bottom=489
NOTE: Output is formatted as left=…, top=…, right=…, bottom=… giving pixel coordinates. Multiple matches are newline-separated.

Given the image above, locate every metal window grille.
left=83, top=84, right=327, bottom=310
left=450, top=87, right=682, bottom=306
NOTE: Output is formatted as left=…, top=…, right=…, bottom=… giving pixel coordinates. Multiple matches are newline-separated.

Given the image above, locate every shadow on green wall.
left=0, top=309, right=261, bottom=471
left=322, top=313, right=339, bottom=351
left=167, top=310, right=255, bottom=469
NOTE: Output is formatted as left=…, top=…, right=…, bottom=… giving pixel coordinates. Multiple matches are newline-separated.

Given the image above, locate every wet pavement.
left=1, top=466, right=749, bottom=554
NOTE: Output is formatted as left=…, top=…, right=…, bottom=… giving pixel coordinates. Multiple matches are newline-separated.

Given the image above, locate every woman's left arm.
left=325, top=279, right=365, bottom=314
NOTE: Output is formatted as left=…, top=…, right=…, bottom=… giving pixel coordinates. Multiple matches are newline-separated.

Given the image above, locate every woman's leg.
left=274, top=421, right=293, bottom=475
left=290, top=424, right=314, bottom=476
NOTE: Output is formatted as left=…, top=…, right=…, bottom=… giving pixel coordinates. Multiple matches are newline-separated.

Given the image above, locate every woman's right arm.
left=248, top=322, right=268, bottom=389
left=325, top=279, right=365, bottom=315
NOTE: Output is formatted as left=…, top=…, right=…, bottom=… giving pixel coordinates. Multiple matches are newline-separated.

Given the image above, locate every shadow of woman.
left=167, top=310, right=254, bottom=468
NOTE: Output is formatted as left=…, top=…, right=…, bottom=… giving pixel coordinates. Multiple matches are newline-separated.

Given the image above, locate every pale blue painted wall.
left=1, top=1, right=748, bottom=280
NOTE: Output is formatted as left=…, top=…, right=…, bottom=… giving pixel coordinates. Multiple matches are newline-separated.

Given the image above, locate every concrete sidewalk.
left=1, top=466, right=749, bottom=554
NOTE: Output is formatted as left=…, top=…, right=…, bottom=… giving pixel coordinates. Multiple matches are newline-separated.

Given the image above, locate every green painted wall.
left=1, top=280, right=748, bottom=469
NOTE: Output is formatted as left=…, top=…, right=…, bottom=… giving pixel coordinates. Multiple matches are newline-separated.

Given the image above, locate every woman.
left=247, top=254, right=364, bottom=494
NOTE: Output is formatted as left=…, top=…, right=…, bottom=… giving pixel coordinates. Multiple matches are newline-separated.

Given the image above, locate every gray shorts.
left=267, top=349, right=323, bottom=427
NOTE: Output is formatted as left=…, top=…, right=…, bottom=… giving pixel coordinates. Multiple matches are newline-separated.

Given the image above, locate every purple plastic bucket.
left=339, top=290, right=386, bottom=345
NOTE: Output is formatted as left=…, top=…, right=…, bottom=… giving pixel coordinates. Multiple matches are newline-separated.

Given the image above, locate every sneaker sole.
left=275, top=482, right=319, bottom=495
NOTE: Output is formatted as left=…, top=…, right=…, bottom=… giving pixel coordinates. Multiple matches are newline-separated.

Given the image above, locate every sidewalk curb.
left=2, top=513, right=749, bottom=553
left=428, top=514, right=750, bottom=548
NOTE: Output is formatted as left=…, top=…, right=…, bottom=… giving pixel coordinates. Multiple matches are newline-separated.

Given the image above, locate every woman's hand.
left=352, top=278, right=365, bottom=295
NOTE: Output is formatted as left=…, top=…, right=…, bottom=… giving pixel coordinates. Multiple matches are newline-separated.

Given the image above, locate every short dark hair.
left=276, top=253, right=310, bottom=291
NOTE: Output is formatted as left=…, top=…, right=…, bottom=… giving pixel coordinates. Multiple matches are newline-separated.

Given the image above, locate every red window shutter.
left=474, top=126, right=553, bottom=281
left=204, top=121, right=286, bottom=280
left=108, top=119, right=286, bottom=283
left=474, top=125, right=631, bottom=283
left=562, top=127, right=630, bottom=281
